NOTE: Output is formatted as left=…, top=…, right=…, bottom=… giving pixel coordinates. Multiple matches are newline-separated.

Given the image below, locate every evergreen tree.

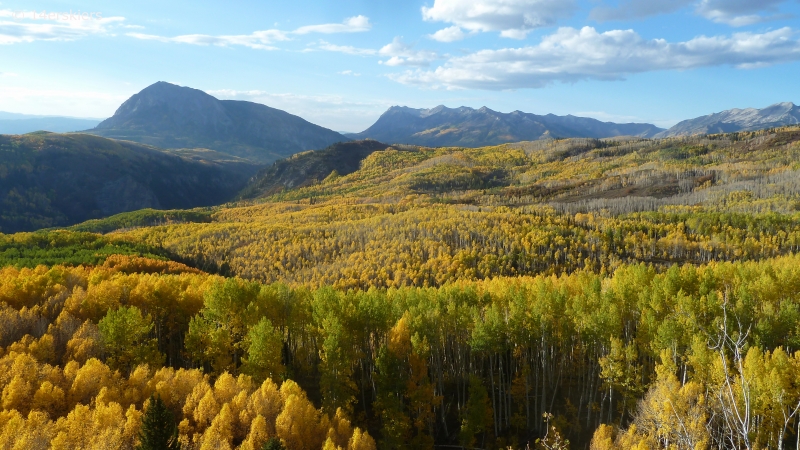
left=137, top=394, right=181, bottom=450
left=262, top=437, right=286, bottom=450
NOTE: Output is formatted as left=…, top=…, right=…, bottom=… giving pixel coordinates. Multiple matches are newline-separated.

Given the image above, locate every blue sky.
left=0, top=0, right=799, bottom=132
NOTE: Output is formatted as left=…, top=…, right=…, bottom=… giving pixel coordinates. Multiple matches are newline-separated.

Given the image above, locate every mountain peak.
left=90, top=83, right=347, bottom=163
left=657, top=101, right=800, bottom=138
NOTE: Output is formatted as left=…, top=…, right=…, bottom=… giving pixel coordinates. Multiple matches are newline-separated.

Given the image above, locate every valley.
left=2, top=85, right=800, bottom=450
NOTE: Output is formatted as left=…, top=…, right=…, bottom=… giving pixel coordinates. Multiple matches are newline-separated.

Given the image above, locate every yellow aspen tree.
left=63, top=321, right=102, bottom=365
left=326, top=407, right=353, bottom=448
left=67, top=358, right=116, bottom=407
left=246, top=378, right=284, bottom=437
left=32, top=381, right=66, bottom=417
left=0, top=410, right=25, bottom=448
left=347, top=427, right=377, bottom=450
left=241, top=414, right=270, bottom=450
left=1, top=374, right=33, bottom=414
left=323, top=436, right=344, bottom=450
left=192, top=388, right=221, bottom=433
left=275, top=392, right=325, bottom=450
left=198, top=403, right=235, bottom=450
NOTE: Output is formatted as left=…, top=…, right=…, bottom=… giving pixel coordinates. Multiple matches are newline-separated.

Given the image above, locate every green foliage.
left=98, top=305, right=163, bottom=373
left=0, top=230, right=170, bottom=268
left=137, top=394, right=181, bottom=450
left=241, top=317, right=285, bottom=383
left=261, top=438, right=286, bottom=450
left=460, top=376, right=493, bottom=447
left=69, top=208, right=213, bottom=234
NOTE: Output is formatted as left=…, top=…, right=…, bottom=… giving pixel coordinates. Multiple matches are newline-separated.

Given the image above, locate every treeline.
left=5, top=254, right=800, bottom=448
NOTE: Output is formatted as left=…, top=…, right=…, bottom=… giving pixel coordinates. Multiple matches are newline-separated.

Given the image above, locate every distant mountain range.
left=0, top=132, right=259, bottom=233
left=0, top=112, right=101, bottom=134
left=346, top=105, right=665, bottom=147
left=88, top=82, right=348, bottom=163
left=657, top=102, right=800, bottom=138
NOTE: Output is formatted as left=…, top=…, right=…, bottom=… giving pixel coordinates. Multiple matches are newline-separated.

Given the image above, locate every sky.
left=0, top=0, right=799, bottom=132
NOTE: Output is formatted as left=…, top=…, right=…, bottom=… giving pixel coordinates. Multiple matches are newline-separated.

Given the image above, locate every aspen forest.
left=4, top=127, right=800, bottom=449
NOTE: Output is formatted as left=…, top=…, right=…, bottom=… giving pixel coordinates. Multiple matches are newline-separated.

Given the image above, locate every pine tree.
left=137, top=394, right=181, bottom=450
left=262, top=438, right=286, bottom=450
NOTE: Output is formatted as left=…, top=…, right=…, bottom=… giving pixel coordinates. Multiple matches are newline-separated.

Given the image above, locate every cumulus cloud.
left=696, top=0, right=790, bottom=26
left=0, top=9, right=126, bottom=44
left=391, top=26, right=800, bottom=90
left=378, top=37, right=440, bottom=67
left=128, top=16, right=371, bottom=50
left=429, top=26, right=467, bottom=42
left=421, top=0, right=577, bottom=39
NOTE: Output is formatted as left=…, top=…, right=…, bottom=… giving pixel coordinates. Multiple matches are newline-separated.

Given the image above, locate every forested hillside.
left=3, top=127, right=800, bottom=449
left=0, top=133, right=258, bottom=233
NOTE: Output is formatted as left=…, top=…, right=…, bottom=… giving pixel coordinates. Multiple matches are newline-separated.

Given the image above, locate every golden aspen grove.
left=5, top=127, right=800, bottom=449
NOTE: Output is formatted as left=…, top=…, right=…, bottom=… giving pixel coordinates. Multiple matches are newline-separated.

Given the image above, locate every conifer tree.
left=137, top=394, right=181, bottom=450
left=262, top=437, right=286, bottom=450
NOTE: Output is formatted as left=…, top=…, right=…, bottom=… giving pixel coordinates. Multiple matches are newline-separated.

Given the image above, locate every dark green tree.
left=137, top=394, right=181, bottom=450
left=262, top=437, right=286, bottom=450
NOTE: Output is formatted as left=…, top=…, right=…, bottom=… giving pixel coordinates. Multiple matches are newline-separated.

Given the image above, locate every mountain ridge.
left=657, top=102, right=800, bottom=137
left=0, top=132, right=260, bottom=232
left=347, top=105, right=665, bottom=147
left=89, top=82, right=349, bottom=163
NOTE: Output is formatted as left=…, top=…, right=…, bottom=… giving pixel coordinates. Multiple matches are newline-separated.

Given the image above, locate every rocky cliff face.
left=657, top=102, right=800, bottom=137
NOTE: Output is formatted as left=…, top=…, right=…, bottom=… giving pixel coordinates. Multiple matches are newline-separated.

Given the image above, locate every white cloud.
left=128, top=30, right=288, bottom=50
left=421, top=0, right=577, bottom=39
left=429, top=26, right=467, bottom=42
left=590, top=0, right=792, bottom=25
left=0, top=9, right=125, bottom=45
left=292, top=15, right=371, bottom=35
left=311, top=37, right=441, bottom=67
left=696, top=0, right=790, bottom=26
left=590, top=0, right=693, bottom=21
left=391, top=26, right=800, bottom=90
left=378, top=37, right=440, bottom=67
left=206, top=89, right=388, bottom=132
left=127, top=16, right=371, bottom=50
left=338, top=70, right=361, bottom=76
left=313, top=40, right=377, bottom=55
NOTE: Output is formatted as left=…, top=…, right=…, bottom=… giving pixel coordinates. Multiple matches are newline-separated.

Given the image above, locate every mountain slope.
left=0, top=132, right=260, bottom=233
left=0, top=117, right=101, bottom=134
left=89, top=82, right=348, bottom=163
left=348, top=105, right=664, bottom=147
left=657, top=102, right=800, bottom=137
left=238, top=139, right=389, bottom=199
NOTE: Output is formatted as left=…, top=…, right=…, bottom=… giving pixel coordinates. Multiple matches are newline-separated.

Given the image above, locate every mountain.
left=239, top=140, right=389, bottom=199
left=657, top=102, right=800, bottom=138
left=0, top=132, right=260, bottom=233
left=347, top=105, right=664, bottom=147
left=0, top=112, right=101, bottom=134
left=89, top=82, right=348, bottom=163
